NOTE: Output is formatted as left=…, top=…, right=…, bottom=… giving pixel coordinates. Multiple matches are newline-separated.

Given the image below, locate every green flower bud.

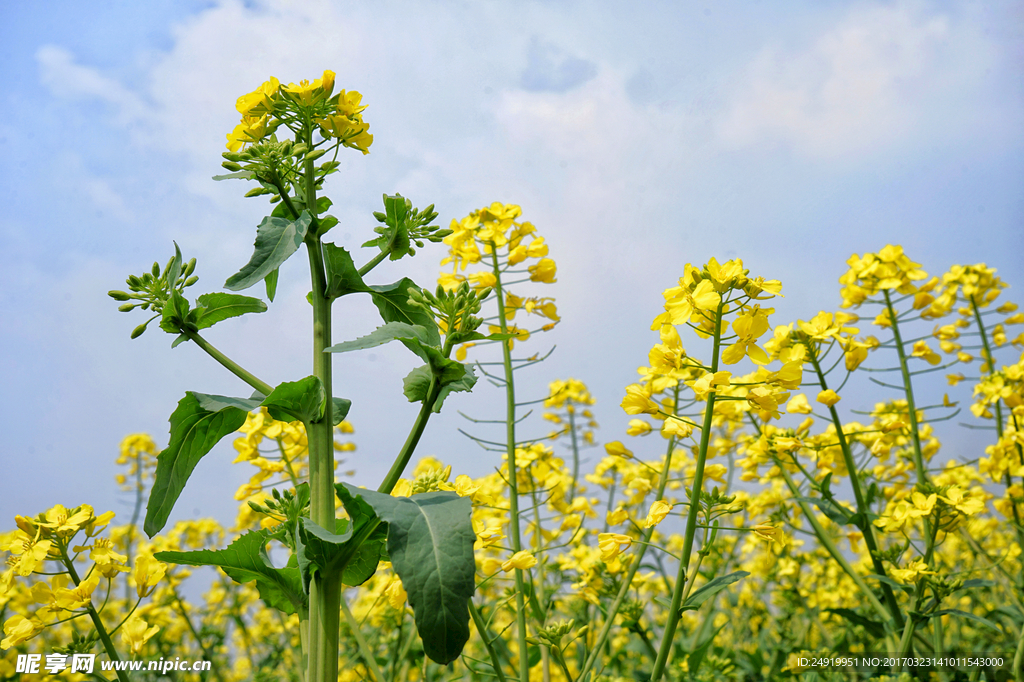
left=118, top=303, right=135, bottom=312
left=184, top=275, right=199, bottom=287
left=108, top=290, right=131, bottom=301
left=221, top=161, right=243, bottom=172
left=292, top=144, right=309, bottom=157
left=306, top=148, right=328, bottom=161
left=222, top=151, right=246, bottom=162
left=151, top=262, right=161, bottom=278
left=183, top=258, right=197, bottom=277
left=127, top=275, right=142, bottom=288
left=244, top=187, right=270, bottom=197
left=130, top=323, right=148, bottom=339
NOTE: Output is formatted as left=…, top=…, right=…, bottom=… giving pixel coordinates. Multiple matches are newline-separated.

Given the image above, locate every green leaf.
left=681, top=571, right=750, bottom=612
left=159, top=289, right=192, bottom=335
left=688, top=623, right=726, bottom=679
left=326, top=322, right=435, bottom=354
left=193, top=293, right=267, bottom=330
left=296, top=516, right=386, bottom=594
left=331, top=397, right=352, bottom=425
left=261, top=376, right=326, bottom=424
left=824, top=608, right=886, bottom=638
left=930, top=609, right=1001, bottom=631
left=212, top=170, right=255, bottom=181
left=145, top=393, right=249, bottom=537
left=264, top=268, right=279, bottom=302
left=402, top=362, right=477, bottom=412
left=322, top=243, right=371, bottom=299
left=224, top=212, right=311, bottom=292
left=797, top=496, right=857, bottom=526
left=154, top=530, right=305, bottom=615
left=193, top=393, right=263, bottom=413
left=336, top=483, right=476, bottom=665
left=368, top=278, right=440, bottom=346
left=167, top=241, right=183, bottom=289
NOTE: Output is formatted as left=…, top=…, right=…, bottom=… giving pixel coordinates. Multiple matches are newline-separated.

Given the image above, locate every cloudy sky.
left=2, top=0, right=1022, bottom=531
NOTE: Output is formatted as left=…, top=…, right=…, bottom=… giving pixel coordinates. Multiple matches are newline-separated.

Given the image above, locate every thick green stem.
left=648, top=301, right=725, bottom=682
left=469, top=601, right=510, bottom=682
left=882, top=290, right=927, bottom=485
left=806, top=344, right=905, bottom=628
left=378, top=380, right=440, bottom=494
left=301, top=143, right=339, bottom=682
left=490, top=247, right=530, bottom=682
left=183, top=329, right=274, bottom=396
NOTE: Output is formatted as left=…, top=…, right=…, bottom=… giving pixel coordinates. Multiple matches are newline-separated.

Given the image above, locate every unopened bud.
left=118, top=303, right=135, bottom=312
left=306, top=148, right=327, bottom=161
left=184, top=275, right=199, bottom=287
left=221, top=161, right=243, bottom=172
left=183, top=258, right=197, bottom=277
left=108, top=290, right=131, bottom=301
left=130, top=323, right=148, bottom=339
left=151, top=262, right=161, bottom=278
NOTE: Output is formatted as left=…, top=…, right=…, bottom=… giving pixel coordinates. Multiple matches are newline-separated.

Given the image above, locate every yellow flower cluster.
left=226, top=70, right=372, bottom=154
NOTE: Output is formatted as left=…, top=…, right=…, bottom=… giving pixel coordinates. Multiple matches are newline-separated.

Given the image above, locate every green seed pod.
left=183, top=258, right=197, bottom=277
left=130, top=323, right=148, bottom=339
left=184, top=275, right=199, bottom=287
left=221, top=161, right=243, bottom=172
left=108, top=290, right=131, bottom=301
left=118, top=303, right=135, bottom=312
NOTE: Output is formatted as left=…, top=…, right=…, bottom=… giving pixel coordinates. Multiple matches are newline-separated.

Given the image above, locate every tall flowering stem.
left=648, top=297, right=724, bottom=682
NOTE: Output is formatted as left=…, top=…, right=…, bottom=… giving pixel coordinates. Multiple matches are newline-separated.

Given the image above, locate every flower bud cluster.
left=107, top=249, right=198, bottom=338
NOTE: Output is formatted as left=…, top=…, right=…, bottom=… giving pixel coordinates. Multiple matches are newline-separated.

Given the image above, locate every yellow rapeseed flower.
left=644, top=500, right=674, bottom=528
left=501, top=551, right=537, bottom=572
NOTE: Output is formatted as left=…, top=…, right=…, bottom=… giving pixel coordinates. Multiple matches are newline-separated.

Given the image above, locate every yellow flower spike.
left=606, top=507, right=629, bottom=526
left=621, top=384, right=660, bottom=415
left=786, top=394, right=813, bottom=415
left=604, top=441, right=634, bottom=459
left=626, top=419, right=652, bottom=436
left=597, top=533, right=633, bottom=561
left=643, top=500, right=674, bottom=528
left=120, top=615, right=160, bottom=656
left=1, top=614, right=45, bottom=649
left=528, top=257, right=558, bottom=283
left=386, top=578, right=407, bottom=610
left=133, top=554, right=167, bottom=598
left=816, top=390, right=841, bottom=407
left=501, top=550, right=537, bottom=572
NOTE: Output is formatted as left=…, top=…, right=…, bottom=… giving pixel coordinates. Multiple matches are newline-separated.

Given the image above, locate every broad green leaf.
left=265, top=268, right=279, bottom=302
left=681, top=571, right=750, bottom=612
left=145, top=392, right=248, bottom=537
left=261, top=376, right=326, bottom=424
left=193, top=393, right=262, bottom=413
left=824, top=608, right=886, bottom=638
left=326, top=322, right=434, bottom=354
left=194, top=293, right=267, bottom=330
left=296, top=516, right=386, bottom=594
left=224, top=212, right=311, bottom=292
left=159, top=290, right=191, bottom=334
left=402, top=362, right=477, bottom=412
left=212, top=170, right=255, bottom=181
left=155, top=530, right=305, bottom=615
left=322, top=243, right=370, bottom=299
left=336, top=483, right=476, bottom=665
left=368, top=278, right=440, bottom=346
left=331, top=397, right=352, bottom=425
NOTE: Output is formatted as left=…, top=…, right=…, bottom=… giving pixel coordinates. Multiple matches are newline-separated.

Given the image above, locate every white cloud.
left=715, top=2, right=998, bottom=159
left=36, top=45, right=148, bottom=125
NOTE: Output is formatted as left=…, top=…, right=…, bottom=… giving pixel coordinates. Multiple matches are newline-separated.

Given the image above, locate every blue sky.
left=1, top=0, right=1022, bottom=531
